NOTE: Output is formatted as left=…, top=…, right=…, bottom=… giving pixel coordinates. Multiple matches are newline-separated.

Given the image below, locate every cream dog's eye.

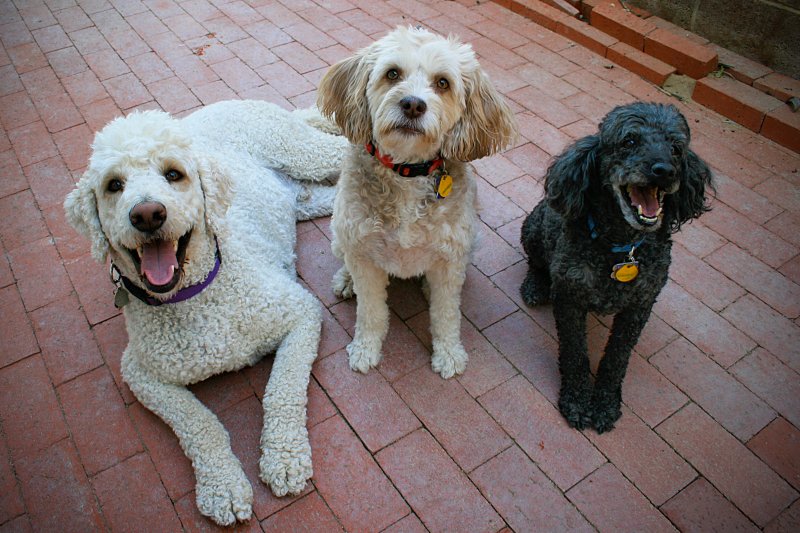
left=165, top=169, right=184, bottom=182
left=437, top=78, right=449, bottom=90
left=386, top=68, right=399, bottom=80
left=107, top=179, right=123, bottom=193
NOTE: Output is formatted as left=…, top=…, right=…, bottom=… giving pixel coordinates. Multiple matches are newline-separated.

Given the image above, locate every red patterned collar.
left=365, top=142, right=443, bottom=177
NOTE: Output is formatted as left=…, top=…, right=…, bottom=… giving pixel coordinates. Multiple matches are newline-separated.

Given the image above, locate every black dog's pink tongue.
left=629, top=186, right=660, bottom=217
left=140, top=240, right=178, bottom=286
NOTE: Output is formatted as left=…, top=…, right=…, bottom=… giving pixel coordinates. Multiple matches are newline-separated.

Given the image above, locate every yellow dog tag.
left=611, top=261, right=639, bottom=282
left=435, top=173, right=453, bottom=199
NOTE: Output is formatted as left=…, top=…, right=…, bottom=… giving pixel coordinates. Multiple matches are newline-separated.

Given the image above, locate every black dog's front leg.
left=552, top=296, right=593, bottom=429
left=592, top=304, right=653, bottom=432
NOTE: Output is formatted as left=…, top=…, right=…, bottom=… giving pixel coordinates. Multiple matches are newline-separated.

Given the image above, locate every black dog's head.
left=545, top=102, right=714, bottom=233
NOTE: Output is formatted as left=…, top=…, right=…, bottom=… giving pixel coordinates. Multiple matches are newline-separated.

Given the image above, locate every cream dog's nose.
left=129, top=201, right=167, bottom=232
left=399, top=96, right=427, bottom=119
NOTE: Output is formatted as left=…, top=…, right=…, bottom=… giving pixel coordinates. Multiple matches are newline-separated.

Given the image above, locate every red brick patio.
left=1, top=0, right=799, bottom=531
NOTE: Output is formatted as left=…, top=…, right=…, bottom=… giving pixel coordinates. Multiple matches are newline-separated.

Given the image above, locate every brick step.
left=494, top=0, right=800, bottom=153
left=694, top=76, right=800, bottom=152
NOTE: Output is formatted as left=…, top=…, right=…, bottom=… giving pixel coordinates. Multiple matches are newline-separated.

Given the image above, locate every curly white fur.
left=318, top=27, right=517, bottom=378
left=64, top=100, right=348, bottom=525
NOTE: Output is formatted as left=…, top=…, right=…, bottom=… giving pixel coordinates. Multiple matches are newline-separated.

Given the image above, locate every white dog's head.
left=317, top=26, right=517, bottom=163
left=64, top=110, right=231, bottom=299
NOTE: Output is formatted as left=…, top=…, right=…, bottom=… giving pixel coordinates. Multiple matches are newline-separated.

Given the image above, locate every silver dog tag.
left=114, top=287, right=130, bottom=308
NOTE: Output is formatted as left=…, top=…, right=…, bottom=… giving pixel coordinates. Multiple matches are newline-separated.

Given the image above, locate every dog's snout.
left=130, top=201, right=167, bottom=232
left=650, top=162, right=675, bottom=178
left=399, top=96, right=427, bottom=119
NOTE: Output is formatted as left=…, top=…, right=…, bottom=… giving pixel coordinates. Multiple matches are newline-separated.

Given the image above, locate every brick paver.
left=0, top=0, right=798, bottom=531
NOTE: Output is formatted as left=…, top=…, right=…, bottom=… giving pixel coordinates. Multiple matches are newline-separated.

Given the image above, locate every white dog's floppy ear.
left=64, top=174, right=109, bottom=262
left=443, top=68, right=518, bottom=161
left=198, top=156, right=233, bottom=237
left=317, top=47, right=374, bottom=145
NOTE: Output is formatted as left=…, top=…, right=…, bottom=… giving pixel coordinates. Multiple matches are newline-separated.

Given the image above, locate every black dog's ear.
left=545, top=134, right=599, bottom=219
left=664, top=148, right=715, bottom=232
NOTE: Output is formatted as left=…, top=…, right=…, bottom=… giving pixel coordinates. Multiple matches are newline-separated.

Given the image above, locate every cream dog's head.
left=317, top=26, right=517, bottom=163
left=64, top=110, right=230, bottom=299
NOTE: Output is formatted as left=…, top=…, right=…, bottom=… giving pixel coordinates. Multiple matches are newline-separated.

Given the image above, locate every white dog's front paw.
left=259, top=435, right=313, bottom=497
left=431, top=342, right=468, bottom=379
left=332, top=266, right=354, bottom=299
left=347, top=338, right=382, bottom=373
left=195, top=465, right=253, bottom=526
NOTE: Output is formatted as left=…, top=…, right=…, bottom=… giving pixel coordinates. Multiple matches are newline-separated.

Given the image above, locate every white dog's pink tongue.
left=141, top=240, right=178, bottom=286
left=629, top=186, right=660, bottom=217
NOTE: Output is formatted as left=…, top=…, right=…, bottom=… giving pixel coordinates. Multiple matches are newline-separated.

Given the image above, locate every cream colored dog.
left=317, top=27, right=517, bottom=378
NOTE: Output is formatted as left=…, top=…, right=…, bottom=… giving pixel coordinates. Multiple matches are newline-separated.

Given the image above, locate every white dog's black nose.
left=400, top=96, right=427, bottom=119
left=130, top=201, right=167, bottom=232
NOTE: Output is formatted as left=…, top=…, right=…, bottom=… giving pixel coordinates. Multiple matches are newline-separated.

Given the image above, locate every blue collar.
left=587, top=213, right=645, bottom=253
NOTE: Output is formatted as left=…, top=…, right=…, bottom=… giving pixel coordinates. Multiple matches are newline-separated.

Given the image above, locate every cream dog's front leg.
left=426, top=262, right=469, bottom=378
left=344, top=258, right=390, bottom=373
left=122, top=356, right=252, bottom=526
left=258, top=288, right=320, bottom=497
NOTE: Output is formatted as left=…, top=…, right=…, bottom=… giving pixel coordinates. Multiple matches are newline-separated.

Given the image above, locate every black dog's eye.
left=436, top=78, right=449, bottom=90
left=623, top=137, right=637, bottom=148
left=165, top=169, right=184, bottom=182
left=107, top=179, right=123, bottom=193
left=386, top=69, right=399, bottom=80
left=671, top=144, right=682, bottom=156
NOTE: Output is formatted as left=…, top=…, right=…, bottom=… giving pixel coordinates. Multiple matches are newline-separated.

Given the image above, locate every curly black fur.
left=520, top=102, right=714, bottom=432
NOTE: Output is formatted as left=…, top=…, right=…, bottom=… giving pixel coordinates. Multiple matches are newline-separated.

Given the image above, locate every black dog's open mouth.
left=128, top=231, right=192, bottom=293
left=623, top=184, right=664, bottom=226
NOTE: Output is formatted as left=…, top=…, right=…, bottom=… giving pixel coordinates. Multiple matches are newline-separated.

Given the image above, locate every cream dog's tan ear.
left=64, top=174, right=109, bottom=262
left=317, top=47, right=374, bottom=145
left=443, top=68, right=518, bottom=161
left=198, top=156, right=233, bottom=237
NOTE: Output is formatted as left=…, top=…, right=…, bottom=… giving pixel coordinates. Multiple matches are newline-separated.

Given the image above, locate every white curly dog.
left=64, top=100, right=348, bottom=525
left=317, top=26, right=517, bottom=379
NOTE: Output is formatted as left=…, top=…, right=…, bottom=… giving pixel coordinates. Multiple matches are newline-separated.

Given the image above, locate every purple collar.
left=115, top=244, right=222, bottom=307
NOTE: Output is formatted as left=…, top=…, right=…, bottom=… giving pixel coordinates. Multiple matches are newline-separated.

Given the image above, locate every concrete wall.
left=629, top=0, right=799, bottom=78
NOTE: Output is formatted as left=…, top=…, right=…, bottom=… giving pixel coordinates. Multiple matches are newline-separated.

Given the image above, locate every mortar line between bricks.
left=36, top=351, right=116, bottom=532
left=646, top=328, right=771, bottom=414
left=650, top=402, right=782, bottom=531
left=377, top=511, right=427, bottom=533
left=743, top=423, right=800, bottom=499
left=0, top=411, right=31, bottom=525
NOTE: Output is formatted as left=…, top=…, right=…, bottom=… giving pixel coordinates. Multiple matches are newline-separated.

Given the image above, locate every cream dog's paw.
left=431, top=342, right=468, bottom=379
left=259, top=434, right=313, bottom=497
left=332, top=266, right=354, bottom=299
left=195, top=466, right=253, bottom=526
left=347, top=338, right=382, bottom=373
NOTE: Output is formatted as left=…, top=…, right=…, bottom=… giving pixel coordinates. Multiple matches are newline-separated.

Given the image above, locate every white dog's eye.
left=386, top=69, right=399, bottom=80
left=436, top=78, right=449, bottom=91
left=107, top=179, right=123, bottom=193
left=164, top=169, right=184, bottom=182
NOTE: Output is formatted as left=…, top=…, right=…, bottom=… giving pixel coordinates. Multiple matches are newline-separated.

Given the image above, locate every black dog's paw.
left=520, top=270, right=550, bottom=307
left=591, top=390, right=622, bottom=433
left=558, top=387, right=593, bottom=430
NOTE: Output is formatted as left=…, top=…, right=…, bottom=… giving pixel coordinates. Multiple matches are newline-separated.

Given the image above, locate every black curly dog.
left=520, top=102, right=714, bottom=432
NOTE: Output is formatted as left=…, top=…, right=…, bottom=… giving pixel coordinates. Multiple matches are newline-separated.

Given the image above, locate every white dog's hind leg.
left=291, top=107, right=341, bottom=135
left=346, top=259, right=390, bottom=373
left=258, top=288, right=319, bottom=496
left=122, top=357, right=253, bottom=525
left=295, top=183, right=337, bottom=221
left=426, top=263, right=469, bottom=379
